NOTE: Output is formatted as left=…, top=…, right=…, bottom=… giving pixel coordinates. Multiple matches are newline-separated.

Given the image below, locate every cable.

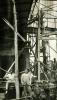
left=36, top=1, right=57, bottom=10
left=36, top=3, right=57, bottom=18
left=29, top=0, right=48, bottom=20
left=45, top=5, right=57, bottom=12
left=31, top=2, right=57, bottom=20
left=32, top=0, right=57, bottom=9
left=38, top=1, right=57, bottom=11
left=44, top=12, right=57, bottom=18
left=31, top=1, right=57, bottom=19
left=37, top=1, right=51, bottom=8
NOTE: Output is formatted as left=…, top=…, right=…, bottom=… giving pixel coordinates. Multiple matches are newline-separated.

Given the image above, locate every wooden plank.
left=37, top=0, right=40, bottom=81
left=13, top=0, right=20, bottom=99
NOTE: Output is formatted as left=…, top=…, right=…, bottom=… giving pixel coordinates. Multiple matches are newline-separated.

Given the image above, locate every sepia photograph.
left=0, top=0, right=57, bottom=100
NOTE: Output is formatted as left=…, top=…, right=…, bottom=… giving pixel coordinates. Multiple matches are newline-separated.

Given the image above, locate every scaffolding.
left=0, top=0, right=57, bottom=99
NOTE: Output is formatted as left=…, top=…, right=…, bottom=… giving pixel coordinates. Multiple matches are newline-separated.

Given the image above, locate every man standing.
left=53, top=58, right=57, bottom=70
left=21, top=67, right=36, bottom=97
left=53, top=58, right=57, bottom=79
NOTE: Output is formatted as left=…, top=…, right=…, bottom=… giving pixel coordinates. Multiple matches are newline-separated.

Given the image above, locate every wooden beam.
left=38, top=0, right=40, bottom=81
left=39, top=37, right=57, bottom=40
left=4, top=61, right=15, bottom=78
left=45, top=17, right=57, bottom=19
left=23, top=27, right=57, bottom=34
left=3, top=18, right=26, bottom=42
left=12, top=0, right=20, bottom=99
left=3, top=18, right=57, bottom=34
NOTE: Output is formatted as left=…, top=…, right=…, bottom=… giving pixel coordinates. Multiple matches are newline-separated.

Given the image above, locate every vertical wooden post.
left=12, top=0, right=20, bottom=99
left=38, top=0, right=40, bottom=81
left=56, top=34, right=57, bottom=59
left=54, top=19, right=57, bottom=59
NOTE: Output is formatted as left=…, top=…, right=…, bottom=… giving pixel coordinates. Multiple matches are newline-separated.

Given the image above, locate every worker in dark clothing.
left=53, top=58, right=57, bottom=79
left=53, top=58, right=57, bottom=70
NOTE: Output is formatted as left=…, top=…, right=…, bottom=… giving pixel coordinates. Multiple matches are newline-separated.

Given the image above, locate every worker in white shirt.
left=21, top=68, right=29, bottom=85
left=4, top=71, right=15, bottom=94
left=21, top=67, right=36, bottom=97
left=21, top=68, right=29, bottom=96
left=27, top=67, right=37, bottom=85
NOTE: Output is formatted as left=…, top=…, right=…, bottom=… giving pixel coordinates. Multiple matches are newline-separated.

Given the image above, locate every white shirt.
left=21, top=73, right=28, bottom=85
left=27, top=72, right=33, bottom=85
left=5, top=73, right=15, bottom=82
left=21, top=72, right=33, bottom=85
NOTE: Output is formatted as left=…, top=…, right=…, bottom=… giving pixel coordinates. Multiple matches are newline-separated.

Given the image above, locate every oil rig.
left=0, top=0, right=57, bottom=100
